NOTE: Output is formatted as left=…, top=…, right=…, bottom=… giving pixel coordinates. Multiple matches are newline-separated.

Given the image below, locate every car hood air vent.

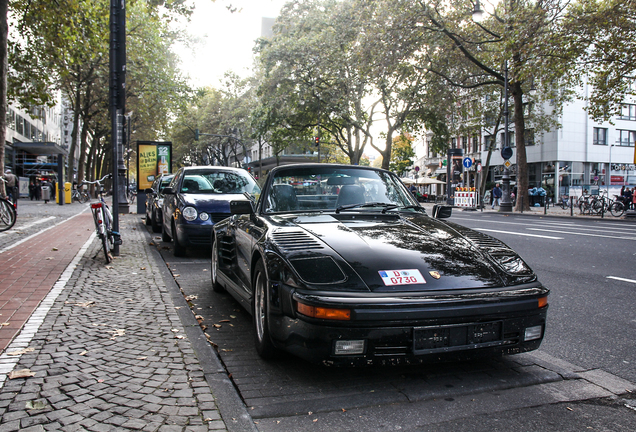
left=272, top=230, right=325, bottom=252
left=460, top=229, right=509, bottom=251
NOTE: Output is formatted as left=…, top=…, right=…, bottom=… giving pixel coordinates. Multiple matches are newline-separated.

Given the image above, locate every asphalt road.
left=145, top=210, right=636, bottom=432
left=450, top=211, right=636, bottom=384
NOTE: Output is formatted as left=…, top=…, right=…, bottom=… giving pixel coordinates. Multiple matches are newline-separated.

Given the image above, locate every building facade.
left=413, top=82, right=636, bottom=203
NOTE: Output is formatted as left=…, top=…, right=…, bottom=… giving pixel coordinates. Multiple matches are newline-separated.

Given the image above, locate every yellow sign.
left=137, top=142, right=172, bottom=190
left=138, top=144, right=158, bottom=190
left=504, top=160, right=512, bottom=168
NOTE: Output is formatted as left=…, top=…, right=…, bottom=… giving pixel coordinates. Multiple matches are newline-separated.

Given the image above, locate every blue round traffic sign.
left=501, top=146, right=513, bottom=160
left=462, top=157, right=473, bottom=169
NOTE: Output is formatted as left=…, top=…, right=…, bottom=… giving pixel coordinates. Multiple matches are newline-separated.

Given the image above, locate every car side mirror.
left=230, top=200, right=254, bottom=215
left=432, top=204, right=452, bottom=219
left=144, top=188, right=154, bottom=194
left=162, top=187, right=175, bottom=195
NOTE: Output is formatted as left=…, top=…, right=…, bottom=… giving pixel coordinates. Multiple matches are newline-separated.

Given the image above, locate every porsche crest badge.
left=429, top=271, right=441, bottom=279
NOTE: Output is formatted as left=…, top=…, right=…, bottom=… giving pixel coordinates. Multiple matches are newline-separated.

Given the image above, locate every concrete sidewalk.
left=0, top=212, right=252, bottom=431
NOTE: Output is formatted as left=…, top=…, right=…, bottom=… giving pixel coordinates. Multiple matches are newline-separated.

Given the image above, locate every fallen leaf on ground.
left=1, top=323, right=10, bottom=326
left=25, top=400, right=47, bottom=410
left=171, top=329, right=180, bottom=333
left=6, top=348, right=34, bottom=356
left=174, top=274, right=180, bottom=277
left=79, top=351, right=88, bottom=356
left=213, top=324, right=221, bottom=328
left=75, top=301, right=95, bottom=307
left=51, top=247, right=58, bottom=251
left=140, top=267, right=146, bottom=270
left=9, top=369, right=36, bottom=379
left=107, top=329, right=125, bottom=339
left=219, top=319, right=230, bottom=323
left=136, top=356, right=147, bottom=360
left=185, top=295, right=197, bottom=301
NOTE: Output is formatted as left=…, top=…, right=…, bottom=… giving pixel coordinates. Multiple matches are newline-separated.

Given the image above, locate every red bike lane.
left=0, top=212, right=95, bottom=353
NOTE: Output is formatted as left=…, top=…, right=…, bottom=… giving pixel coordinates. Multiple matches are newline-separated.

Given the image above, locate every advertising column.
left=136, top=141, right=172, bottom=214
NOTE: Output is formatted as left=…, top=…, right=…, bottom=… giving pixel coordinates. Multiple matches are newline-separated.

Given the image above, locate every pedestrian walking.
left=3, top=168, right=18, bottom=206
left=491, top=183, right=502, bottom=209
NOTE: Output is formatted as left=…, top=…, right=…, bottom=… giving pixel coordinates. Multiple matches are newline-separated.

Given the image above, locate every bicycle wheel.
left=0, top=199, right=16, bottom=232
left=92, top=205, right=112, bottom=263
left=79, top=192, right=90, bottom=203
left=609, top=201, right=625, bottom=217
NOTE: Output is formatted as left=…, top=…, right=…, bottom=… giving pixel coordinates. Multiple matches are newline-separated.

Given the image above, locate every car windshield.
left=180, top=170, right=261, bottom=196
left=263, top=166, right=420, bottom=214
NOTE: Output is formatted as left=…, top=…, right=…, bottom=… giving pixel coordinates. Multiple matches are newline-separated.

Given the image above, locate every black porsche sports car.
left=211, top=164, right=548, bottom=366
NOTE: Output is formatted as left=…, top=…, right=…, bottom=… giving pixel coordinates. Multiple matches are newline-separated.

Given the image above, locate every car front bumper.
left=176, top=222, right=213, bottom=248
left=268, top=284, right=549, bottom=366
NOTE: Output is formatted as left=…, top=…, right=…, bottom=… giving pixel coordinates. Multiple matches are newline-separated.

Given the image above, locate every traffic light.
left=314, top=136, right=320, bottom=146
left=194, top=129, right=200, bottom=141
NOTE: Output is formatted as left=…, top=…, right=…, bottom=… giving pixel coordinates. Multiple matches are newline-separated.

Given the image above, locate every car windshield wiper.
left=335, top=202, right=399, bottom=214
left=397, top=205, right=425, bottom=212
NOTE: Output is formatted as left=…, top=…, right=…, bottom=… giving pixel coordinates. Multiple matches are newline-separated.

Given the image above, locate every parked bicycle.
left=71, top=184, right=90, bottom=204
left=609, top=195, right=627, bottom=217
left=84, top=174, right=117, bottom=263
left=0, top=178, right=17, bottom=232
left=557, top=195, right=573, bottom=209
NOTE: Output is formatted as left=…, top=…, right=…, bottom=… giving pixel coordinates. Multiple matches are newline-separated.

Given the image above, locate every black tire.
left=79, top=192, right=90, bottom=204
left=94, top=207, right=112, bottom=264
left=211, top=235, right=225, bottom=292
left=172, top=222, right=186, bottom=257
left=161, top=222, right=171, bottom=242
left=252, top=259, right=279, bottom=359
left=145, top=211, right=152, bottom=226
left=151, top=209, right=161, bottom=233
left=0, top=199, right=16, bottom=232
left=610, top=201, right=625, bottom=218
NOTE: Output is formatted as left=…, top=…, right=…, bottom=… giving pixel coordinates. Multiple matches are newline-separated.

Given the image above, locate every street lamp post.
left=499, top=62, right=514, bottom=212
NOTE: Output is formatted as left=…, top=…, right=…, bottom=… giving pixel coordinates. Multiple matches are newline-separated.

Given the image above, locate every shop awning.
left=11, top=141, right=68, bottom=156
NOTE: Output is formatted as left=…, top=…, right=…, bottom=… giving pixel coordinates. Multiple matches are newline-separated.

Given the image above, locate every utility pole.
left=109, top=0, right=126, bottom=254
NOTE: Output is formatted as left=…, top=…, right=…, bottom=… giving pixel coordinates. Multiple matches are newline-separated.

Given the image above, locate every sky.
left=175, top=0, right=289, bottom=88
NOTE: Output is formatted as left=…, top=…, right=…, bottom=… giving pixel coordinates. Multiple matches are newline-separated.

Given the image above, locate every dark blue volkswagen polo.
left=161, top=166, right=260, bottom=257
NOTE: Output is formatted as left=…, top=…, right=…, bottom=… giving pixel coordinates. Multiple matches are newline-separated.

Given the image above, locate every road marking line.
left=453, top=217, right=636, bottom=233
left=527, top=227, right=636, bottom=241
left=476, top=228, right=563, bottom=239
left=0, top=209, right=89, bottom=254
left=607, top=276, right=636, bottom=284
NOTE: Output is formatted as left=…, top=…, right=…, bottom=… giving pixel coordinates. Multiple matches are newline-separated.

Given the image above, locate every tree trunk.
left=512, top=81, right=529, bottom=211
left=67, top=81, right=82, bottom=183
left=0, top=0, right=8, bottom=196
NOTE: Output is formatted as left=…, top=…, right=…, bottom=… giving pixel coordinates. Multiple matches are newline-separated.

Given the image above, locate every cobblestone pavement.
left=0, top=214, right=237, bottom=432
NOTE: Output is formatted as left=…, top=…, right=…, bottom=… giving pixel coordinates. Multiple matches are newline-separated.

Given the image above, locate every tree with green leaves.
left=566, top=0, right=636, bottom=121
left=385, top=0, right=581, bottom=211
left=389, top=133, right=415, bottom=176
left=255, top=0, right=375, bottom=166
left=5, top=0, right=192, bottom=185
